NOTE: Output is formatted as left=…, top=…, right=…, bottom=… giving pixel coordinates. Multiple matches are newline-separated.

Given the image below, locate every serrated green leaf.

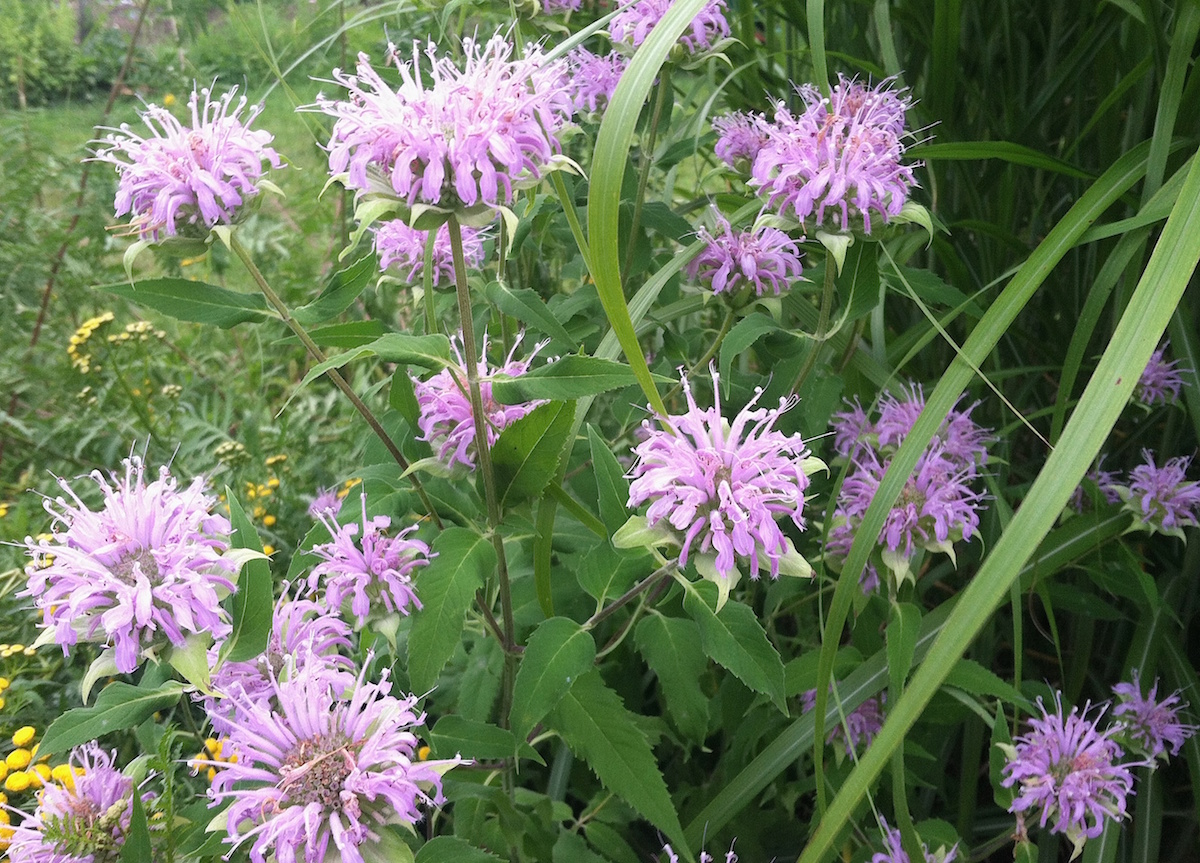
left=407, top=529, right=495, bottom=693
left=944, top=659, right=1032, bottom=709
left=491, top=401, right=575, bottom=508
left=681, top=580, right=787, bottom=713
left=551, top=670, right=686, bottom=849
left=886, top=602, right=922, bottom=693
left=276, top=320, right=388, bottom=349
left=221, top=489, right=273, bottom=664
left=493, top=356, right=639, bottom=405
left=484, top=281, right=576, bottom=348
left=118, top=788, right=152, bottom=863
left=634, top=614, right=710, bottom=742
left=293, top=253, right=378, bottom=325
left=296, top=333, right=453, bottom=391
left=575, top=543, right=645, bottom=605
left=415, top=836, right=504, bottom=863
left=39, top=681, right=184, bottom=759
left=553, top=830, right=610, bottom=863
left=430, top=715, right=541, bottom=764
left=100, top=278, right=269, bottom=328
left=587, top=425, right=632, bottom=535
left=511, top=617, right=597, bottom=741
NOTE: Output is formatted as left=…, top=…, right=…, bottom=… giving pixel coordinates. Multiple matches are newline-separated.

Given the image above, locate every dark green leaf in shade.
left=39, top=681, right=184, bottom=759
left=491, top=401, right=575, bottom=508
left=575, top=544, right=646, bottom=605
left=492, top=357, right=639, bottom=405
left=101, top=278, right=269, bottom=328
left=837, top=240, right=882, bottom=323
left=407, top=529, right=495, bottom=693
left=429, top=715, right=542, bottom=764
left=415, top=836, right=504, bottom=863
left=681, top=580, right=787, bottom=713
left=118, top=789, right=152, bottom=863
left=719, top=313, right=785, bottom=380
left=587, top=425, right=632, bottom=536
left=989, top=705, right=1016, bottom=812
left=886, top=602, right=922, bottom=693
left=943, top=659, right=1032, bottom=709
left=553, top=830, right=610, bottom=863
left=634, top=614, right=710, bottom=742
left=484, top=281, right=576, bottom=348
left=511, top=617, right=597, bottom=741
left=550, top=670, right=686, bottom=850
left=220, top=488, right=273, bottom=664
left=293, top=253, right=378, bottom=325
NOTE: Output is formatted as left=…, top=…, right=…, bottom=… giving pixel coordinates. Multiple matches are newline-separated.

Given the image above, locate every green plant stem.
left=422, top=229, right=439, bottom=335
left=447, top=217, right=518, bottom=730
left=621, top=65, right=672, bottom=287
left=585, top=563, right=676, bottom=630
left=228, top=235, right=442, bottom=528
left=791, top=257, right=838, bottom=392
left=664, top=305, right=736, bottom=403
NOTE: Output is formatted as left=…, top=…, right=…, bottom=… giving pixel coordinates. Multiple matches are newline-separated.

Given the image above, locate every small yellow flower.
left=26, top=768, right=44, bottom=789
left=0, top=503, right=8, bottom=519
left=8, top=645, right=24, bottom=653
left=0, top=809, right=9, bottom=825
left=163, top=92, right=177, bottom=107
left=50, top=764, right=75, bottom=791
left=0, top=697, right=7, bottom=711
left=263, top=514, right=277, bottom=528
left=266, top=477, right=281, bottom=488
left=0, top=762, right=8, bottom=781
left=0, top=678, right=10, bottom=691
left=11, top=727, right=35, bottom=748
left=417, top=745, right=431, bottom=761
left=6, top=749, right=31, bottom=770
left=22, top=647, right=34, bottom=657
left=263, top=544, right=276, bottom=556
left=265, top=454, right=287, bottom=467
left=4, top=772, right=30, bottom=792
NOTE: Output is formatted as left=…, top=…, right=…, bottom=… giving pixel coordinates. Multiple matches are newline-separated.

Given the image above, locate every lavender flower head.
left=568, top=48, right=628, bottom=117
left=22, top=456, right=236, bottom=674
left=1136, top=343, right=1187, bottom=407
left=663, top=844, right=738, bottom=863
left=801, top=686, right=885, bottom=756
left=308, top=486, right=344, bottom=519
left=686, top=210, right=803, bottom=297
left=1069, top=462, right=1123, bottom=513
left=624, top=368, right=820, bottom=607
left=309, top=497, right=432, bottom=626
left=413, top=333, right=548, bottom=468
left=713, top=111, right=772, bottom=170
left=317, top=35, right=573, bottom=213
left=542, top=0, right=581, bottom=12
left=871, top=818, right=958, bottom=863
left=751, top=75, right=917, bottom=233
left=836, top=384, right=991, bottom=469
left=1121, top=450, right=1200, bottom=536
left=210, top=657, right=462, bottom=863
left=1000, top=695, right=1140, bottom=852
left=374, top=219, right=485, bottom=285
left=1112, top=671, right=1198, bottom=762
left=92, top=85, right=282, bottom=241
left=609, top=0, right=730, bottom=54
left=8, top=744, right=146, bottom=863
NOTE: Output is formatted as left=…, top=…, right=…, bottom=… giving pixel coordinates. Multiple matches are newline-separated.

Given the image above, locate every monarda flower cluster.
left=622, top=368, right=822, bottom=609
left=801, top=684, right=885, bottom=757
left=687, top=209, right=803, bottom=298
left=22, top=456, right=237, bottom=673
left=609, top=0, right=730, bottom=56
left=871, top=818, right=958, bottom=863
left=374, top=219, right=485, bottom=286
left=1135, top=342, right=1187, bottom=407
left=826, top=385, right=992, bottom=593
left=567, top=48, right=628, bottom=117
left=1070, top=450, right=1200, bottom=537
left=92, top=86, right=282, bottom=241
left=317, top=35, right=573, bottom=216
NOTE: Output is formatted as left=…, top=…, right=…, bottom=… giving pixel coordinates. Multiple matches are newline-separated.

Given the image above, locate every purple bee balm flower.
left=542, top=0, right=581, bottom=12
left=871, top=384, right=992, bottom=469
left=8, top=744, right=149, bottom=863
left=308, top=497, right=432, bottom=626
left=713, top=111, right=771, bottom=169
left=609, top=0, right=730, bottom=54
left=413, top=332, right=548, bottom=468
left=1112, top=671, right=1198, bottom=761
left=801, top=686, right=886, bottom=755
left=1136, top=342, right=1187, bottom=406
left=663, top=845, right=739, bottom=863
left=1123, top=450, right=1200, bottom=534
left=374, top=219, right=485, bottom=286
left=871, top=818, right=958, bottom=863
left=686, top=210, right=803, bottom=297
left=22, top=456, right=235, bottom=674
left=751, top=75, right=917, bottom=233
left=1001, top=695, right=1141, bottom=848
left=317, top=35, right=573, bottom=211
left=92, top=85, right=282, bottom=241
left=1069, top=462, right=1122, bottom=513
left=308, top=486, right=344, bottom=519
left=210, top=657, right=463, bottom=863
left=568, top=48, right=628, bottom=116
left=626, top=367, right=817, bottom=600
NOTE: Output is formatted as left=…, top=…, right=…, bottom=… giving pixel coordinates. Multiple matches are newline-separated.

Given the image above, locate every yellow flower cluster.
left=106, top=319, right=166, bottom=346
left=0, top=677, right=8, bottom=712
left=190, top=737, right=237, bottom=783
left=0, top=726, right=74, bottom=797
left=0, top=645, right=34, bottom=660
left=67, top=312, right=115, bottom=373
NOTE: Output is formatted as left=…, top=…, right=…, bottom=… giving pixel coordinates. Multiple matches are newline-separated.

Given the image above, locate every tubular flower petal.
left=374, top=220, right=485, bottom=286
left=687, top=210, right=803, bottom=297
left=1112, top=670, right=1198, bottom=761
left=609, top=0, right=729, bottom=54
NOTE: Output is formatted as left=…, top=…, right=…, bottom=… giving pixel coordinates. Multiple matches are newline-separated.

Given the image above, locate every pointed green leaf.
left=719, top=313, right=785, bottom=380
left=944, top=659, right=1032, bottom=709
left=553, top=831, right=610, bottom=863
left=100, top=278, right=269, bottom=328
left=296, top=333, right=453, bottom=391
left=886, top=602, right=922, bottom=693
left=118, top=787, right=152, bottom=863
left=39, top=681, right=185, bottom=759
left=634, top=614, right=710, bottom=742
left=551, top=670, right=686, bottom=849
left=483, top=281, right=576, bottom=348
left=415, top=836, right=504, bottom=863
left=294, top=253, right=378, bottom=326
left=408, top=529, right=495, bottom=694
left=681, top=580, right=786, bottom=713
left=430, top=715, right=541, bottom=764
left=276, top=320, right=388, bottom=349
left=491, top=401, right=575, bottom=508
left=221, top=488, right=273, bottom=664
left=587, top=425, right=632, bottom=535
left=492, top=357, right=638, bottom=404
left=511, top=617, right=597, bottom=741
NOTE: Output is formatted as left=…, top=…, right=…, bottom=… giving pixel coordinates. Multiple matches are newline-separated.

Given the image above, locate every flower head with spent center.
left=206, top=589, right=356, bottom=734
left=609, top=0, right=730, bottom=54
left=686, top=210, right=803, bottom=297
left=22, top=456, right=235, bottom=674
left=1112, top=671, right=1197, bottom=762
left=751, top=75, right=917, bottom=233
left=1136, top=342, right=1187, bottom=407
left=210, top=656, right=462, bottom=863
left=8, top=744, right=147, bottom=863
left=1000, top=695, right=1142, bottom=853
left=374, top=219, right=485, bottom=286
left=316, top=35, right=572, bottom=212
left=871, top=818, right=958, bottom=863
left=412, top=333, right=548, bottom=468
left=801, top=686, right=886, bottom=756
left=308, top=497, right=432, bottom=626
left=1121, top=450, right=1200, bottom=535
left=713, top=111, right=772, bottom=170
left=92, top=86, right=282, bottom=241
left=626, top=367, right=819, bottom=603
left=568, top=48, right=628, bottom=117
